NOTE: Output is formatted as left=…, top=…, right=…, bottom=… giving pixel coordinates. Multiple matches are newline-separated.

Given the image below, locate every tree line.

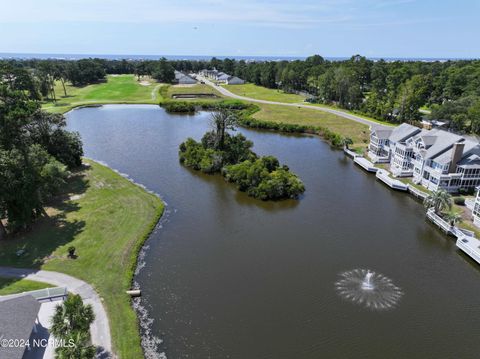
left=3, top=54, right=480, bottom=132
left=0, top=65, right=83, bottom=238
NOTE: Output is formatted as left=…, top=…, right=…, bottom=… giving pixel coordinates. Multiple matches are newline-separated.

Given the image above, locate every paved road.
left=0, top=267, right=113, bottom=358
left=197, top=75, right=390, bottom=129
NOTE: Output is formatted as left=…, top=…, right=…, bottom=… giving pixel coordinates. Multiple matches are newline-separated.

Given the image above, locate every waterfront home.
left=368, top=123, right=421, bottom=165
left=174, top=70, right=197, bottom=84
left=368, top=124, right=480, bottom=192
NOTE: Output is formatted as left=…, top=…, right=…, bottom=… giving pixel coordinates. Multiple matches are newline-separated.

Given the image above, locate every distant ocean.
left=0, top=52, right=473, bottom=62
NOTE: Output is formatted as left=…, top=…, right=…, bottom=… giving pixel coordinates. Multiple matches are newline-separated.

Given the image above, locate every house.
left=174, top=70, right=197, bottom=85
left=368, top=123, right=421, bottom=165
left=368, top=124, right=480, bottom=192
left=226, top=76, right=245, bottom=85
left=0, top=295, right=41, bottom=359
left=199, top=69, right=219, bottom=79
left=198, top=69, right=245, bottom=85
left=473, top=188, right=480, bottom=227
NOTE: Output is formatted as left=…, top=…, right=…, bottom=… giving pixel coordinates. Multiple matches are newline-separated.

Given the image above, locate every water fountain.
left=335, top=269, right=403, bottom=310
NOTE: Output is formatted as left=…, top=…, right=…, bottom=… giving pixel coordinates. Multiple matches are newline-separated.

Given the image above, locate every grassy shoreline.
left=0, top=160, right=165, bottom=358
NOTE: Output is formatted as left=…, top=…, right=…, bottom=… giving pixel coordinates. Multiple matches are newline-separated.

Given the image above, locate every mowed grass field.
left=43, top=74, right=160, bottom=113
left=0, top=277, right=52, bottom=295
left=223, top=83, right=392, bottom=127
left=224, top=83, right=306, bottom=103
left=0, top=160, right=164, bottom=358
left=252, top=103, right=370, bottom=146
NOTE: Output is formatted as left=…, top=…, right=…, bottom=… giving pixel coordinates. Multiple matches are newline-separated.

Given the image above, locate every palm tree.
left=424, top=189, right=452, bottom=214
left=51, top=294, right=95, bottom=339
left=55, top=331, right=96, bottom=359
left=342, top=137, right=353, bottom=150
left=444, top=210, right=463, bottom=226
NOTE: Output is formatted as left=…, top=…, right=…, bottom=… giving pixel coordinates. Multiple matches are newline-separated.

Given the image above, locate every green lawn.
left=222, top=83, right=393, bottom=127
left=0, top=160, right=164, bottom=358
left=252, top=103, right=370, bottom=147
left=0, top=277, right=52, bottom=295
left=223, top=83, right=306, bottom=103
left=304, top=102, right=395, bottom=127
left=42, top=75, right=161, bottom=114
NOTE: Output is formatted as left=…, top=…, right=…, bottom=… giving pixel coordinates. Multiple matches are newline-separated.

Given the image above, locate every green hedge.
left=161, top=100, right=345, bottom=147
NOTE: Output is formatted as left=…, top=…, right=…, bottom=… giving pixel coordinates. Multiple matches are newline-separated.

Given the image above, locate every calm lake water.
left=67, top=105, right=480, bottom=359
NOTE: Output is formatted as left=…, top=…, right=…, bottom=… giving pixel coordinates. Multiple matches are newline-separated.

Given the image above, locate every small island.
left=179, top=109, right=305, bottom=200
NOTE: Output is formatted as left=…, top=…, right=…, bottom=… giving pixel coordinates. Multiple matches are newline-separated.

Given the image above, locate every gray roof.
left=371, top=127, right=393, bottom=140
left=389, top=123, right=421, bottom=143
left=420, top=130, right=464, bottom=159
left=458, top=153, right=480, bottom=169
left=0, top=295, right=40, bottom=359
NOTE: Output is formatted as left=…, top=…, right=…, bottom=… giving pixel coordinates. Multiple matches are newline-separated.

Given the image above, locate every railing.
left=376, top=169, right=408, bottom=190
left=426, top=208, right=454, bottom=234
left=343, top=147, right=359, bottom=158
left=26, top=287, right=67, bottom=301
left=465, top=198, right=475, bottom=211
left=407, top=185, right=429, bottom=200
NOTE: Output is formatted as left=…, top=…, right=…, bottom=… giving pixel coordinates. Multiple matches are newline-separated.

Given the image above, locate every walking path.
left=0, top=267, right=113, bottom=358
left=197, top=76, right=390, bottom=128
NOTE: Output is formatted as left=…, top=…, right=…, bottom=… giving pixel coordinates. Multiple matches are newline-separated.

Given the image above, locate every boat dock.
left=407, top=185, right=429, bottom=200
left=375, top=169, right=408, bottom=191
left=343, top=147, right=359, bottom=158
left=426, top=208, right=480, bottom=264
left=353, top=157, right=378, bottom=173
left=456, top=235, right=480, bottom=264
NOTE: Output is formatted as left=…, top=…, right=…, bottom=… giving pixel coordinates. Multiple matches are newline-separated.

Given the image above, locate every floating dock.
left=353, top=157, right=378, bottom=173
left=375, top=169, right=408, bottom=191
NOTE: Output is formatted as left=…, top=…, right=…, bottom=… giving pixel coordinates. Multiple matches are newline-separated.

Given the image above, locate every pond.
left=67, top=105, right=480, bottom=359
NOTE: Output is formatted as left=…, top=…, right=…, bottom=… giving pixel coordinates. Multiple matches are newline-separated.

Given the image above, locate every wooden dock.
left=375, top=169, right=408, bottom=191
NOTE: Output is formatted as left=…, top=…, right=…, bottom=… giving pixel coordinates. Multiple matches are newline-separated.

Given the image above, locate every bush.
left=162, top=101, right=196, bottom=113
left=179, top=130, right=304, bottom=200
left=454, top=196, right=465, bottom=205
left=223, top=157, right=305, bottom=200
left=161, top=100, right=250, bottom=113
left=459, top=187, right=475, bottom=196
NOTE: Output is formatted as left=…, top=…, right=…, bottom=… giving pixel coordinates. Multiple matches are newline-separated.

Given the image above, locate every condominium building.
left=473, top=188, right=480, bottom=227
left=368, top=124, right=480, bottom=192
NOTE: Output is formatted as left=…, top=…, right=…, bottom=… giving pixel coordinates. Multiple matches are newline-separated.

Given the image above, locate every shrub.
left=162, top=101, right=196, bottom=113
left=179, top=123, right=305, bottom=200
left=454, top=196, right=465, bottom=205
left=459, top=187, right=475, bottom=196
left=223, top=157, right=305, bottom=200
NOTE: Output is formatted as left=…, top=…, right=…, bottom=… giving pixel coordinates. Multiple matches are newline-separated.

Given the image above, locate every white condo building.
left=369, top=124, right=480, bottom=193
